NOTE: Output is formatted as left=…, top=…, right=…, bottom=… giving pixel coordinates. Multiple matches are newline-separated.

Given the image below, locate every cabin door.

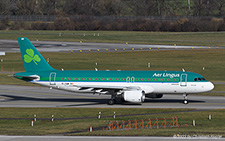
left=49, top=72, right=56, bottom=85
left=126, top=77, right=130, bottom=83
left=131, top=77, right=135, bottom=83
left=126, top=77, right=135, bottom=83
left=180, top=74, right=187, bottom=86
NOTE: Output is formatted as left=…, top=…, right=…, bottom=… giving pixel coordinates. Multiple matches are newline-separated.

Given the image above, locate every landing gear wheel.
left=184, top=100, right=188, bottom=104
left=183, top=94, right=188, bottom=105
left=108, top=99, right=116, bottom=105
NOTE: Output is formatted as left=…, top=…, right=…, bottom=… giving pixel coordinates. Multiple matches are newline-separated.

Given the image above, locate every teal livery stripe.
left=15, top=70, right=209, bottom=83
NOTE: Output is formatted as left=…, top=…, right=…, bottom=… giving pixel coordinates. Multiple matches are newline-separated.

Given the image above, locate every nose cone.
left=206, top=82, right=214, bottom=91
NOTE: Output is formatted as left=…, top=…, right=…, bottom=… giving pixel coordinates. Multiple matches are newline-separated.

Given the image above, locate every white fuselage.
left=32, top=80, right=214, bottom=95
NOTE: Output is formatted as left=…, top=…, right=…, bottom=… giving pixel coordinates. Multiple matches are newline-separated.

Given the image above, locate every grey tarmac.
left=0, top=85, right=225, bottom=109
left=0, top=136, right=224, bottom=141
left=0, top=39, right=223, bottom=53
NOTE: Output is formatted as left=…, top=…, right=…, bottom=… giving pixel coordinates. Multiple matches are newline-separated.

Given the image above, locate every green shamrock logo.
left=24, top=49, right=41, bottom=65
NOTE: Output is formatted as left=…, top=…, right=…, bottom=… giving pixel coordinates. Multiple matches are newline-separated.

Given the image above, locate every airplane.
left=14, top=37, right=214, bottom=105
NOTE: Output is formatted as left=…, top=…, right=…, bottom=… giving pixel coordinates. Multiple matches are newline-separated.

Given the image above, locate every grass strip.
left=0, top=30, right=225, bottom=47
left=0, top=108, right=224, bottom=136
left=1, top=49, right=225, bottom=81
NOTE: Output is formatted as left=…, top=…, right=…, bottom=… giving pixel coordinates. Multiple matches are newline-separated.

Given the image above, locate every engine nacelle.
left=122, top=90, right=145, bottom=103
left=146, top=94, right=163, bottom=99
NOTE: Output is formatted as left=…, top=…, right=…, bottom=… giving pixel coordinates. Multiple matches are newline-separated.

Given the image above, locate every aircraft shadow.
left=0, top=95, right=107, bottom=106
left=145, top=99, right=205, bottom=103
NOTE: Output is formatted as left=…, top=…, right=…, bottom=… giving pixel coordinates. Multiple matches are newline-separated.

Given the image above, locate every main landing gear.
left=183, top=94, right=188, bottom=104
left=108, top=99, right=116, bottom=105
left=108, top=93, right=117, bottom=105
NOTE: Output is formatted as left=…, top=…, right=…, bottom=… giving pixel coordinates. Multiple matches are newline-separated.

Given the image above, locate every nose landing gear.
left=183, top=94, right=188, bottom=104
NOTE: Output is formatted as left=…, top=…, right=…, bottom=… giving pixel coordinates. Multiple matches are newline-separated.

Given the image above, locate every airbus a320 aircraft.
left=14, top=37, right=214, bottom=105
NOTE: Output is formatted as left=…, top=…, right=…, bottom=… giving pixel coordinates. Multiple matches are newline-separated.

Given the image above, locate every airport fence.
left=0, top=15, right=224, bottom=22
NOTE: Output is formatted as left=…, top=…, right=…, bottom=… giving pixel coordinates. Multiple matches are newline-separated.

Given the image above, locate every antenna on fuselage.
left=182, top=68, right=185, bottom=72
left=95, top=60, right=98, bottom=71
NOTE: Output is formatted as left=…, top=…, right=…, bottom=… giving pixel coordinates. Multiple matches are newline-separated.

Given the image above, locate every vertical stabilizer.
left=17, top=37, right=55, bottom=72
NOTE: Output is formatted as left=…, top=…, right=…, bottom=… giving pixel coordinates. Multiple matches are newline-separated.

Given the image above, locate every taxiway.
left=0, top=39, right=223, bottom=53
left=0, top=136, right=223, bottom=141
left=0, top=85, right=224, bottom=109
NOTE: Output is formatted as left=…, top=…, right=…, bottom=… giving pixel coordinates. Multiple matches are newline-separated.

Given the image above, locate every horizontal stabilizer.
left=14, top=74, right=40, bottom=81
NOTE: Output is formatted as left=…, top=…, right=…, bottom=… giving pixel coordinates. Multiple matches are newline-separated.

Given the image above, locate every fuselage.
left=14, top=37, right=215, bottom=104
left=15, top=70, right=214, bottom=95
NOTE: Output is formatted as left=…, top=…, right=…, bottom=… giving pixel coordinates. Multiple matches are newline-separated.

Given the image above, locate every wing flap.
left=74, top=84, right=137, bottom=90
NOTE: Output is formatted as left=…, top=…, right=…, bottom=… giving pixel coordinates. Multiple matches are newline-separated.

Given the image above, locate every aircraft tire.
left=108, top=99, right=116, bottom=105
left=183, top=100, right=188, bottom=104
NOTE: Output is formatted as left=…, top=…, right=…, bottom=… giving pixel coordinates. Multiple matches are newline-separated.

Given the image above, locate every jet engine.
left=121, top=90, right=145, bottom=103
left=146, top=94, right=163, bottom=98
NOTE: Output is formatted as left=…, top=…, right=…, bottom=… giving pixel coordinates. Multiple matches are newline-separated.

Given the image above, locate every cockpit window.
left=194, top=77, right=206, bottom=81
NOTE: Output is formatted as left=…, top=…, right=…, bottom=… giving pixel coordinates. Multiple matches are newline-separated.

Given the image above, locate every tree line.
left=1, top=0, right=225, bottom=31
left=1, top=0, right=225, bottom=17
left=1, top=16, right=224, bottom=32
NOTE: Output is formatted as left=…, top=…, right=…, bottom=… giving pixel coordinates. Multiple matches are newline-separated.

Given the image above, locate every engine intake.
left=121, top=90, right=145, bottom=103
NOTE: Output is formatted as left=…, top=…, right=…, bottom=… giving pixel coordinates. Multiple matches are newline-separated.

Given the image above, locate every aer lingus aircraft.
left=14, top=37, right=214, bottom=105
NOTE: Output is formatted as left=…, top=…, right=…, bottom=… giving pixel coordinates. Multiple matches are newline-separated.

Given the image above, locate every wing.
left=74, top=84, right=153, bottom=95
left=74, top=84, right=138, bottom=94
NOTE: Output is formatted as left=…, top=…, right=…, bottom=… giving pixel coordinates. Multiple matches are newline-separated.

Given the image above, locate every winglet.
left=17, top=37, right=55, bottom=72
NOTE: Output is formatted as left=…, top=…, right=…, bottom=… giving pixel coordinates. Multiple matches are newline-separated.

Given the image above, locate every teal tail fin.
left=17, top=37, right=55, bottom=72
